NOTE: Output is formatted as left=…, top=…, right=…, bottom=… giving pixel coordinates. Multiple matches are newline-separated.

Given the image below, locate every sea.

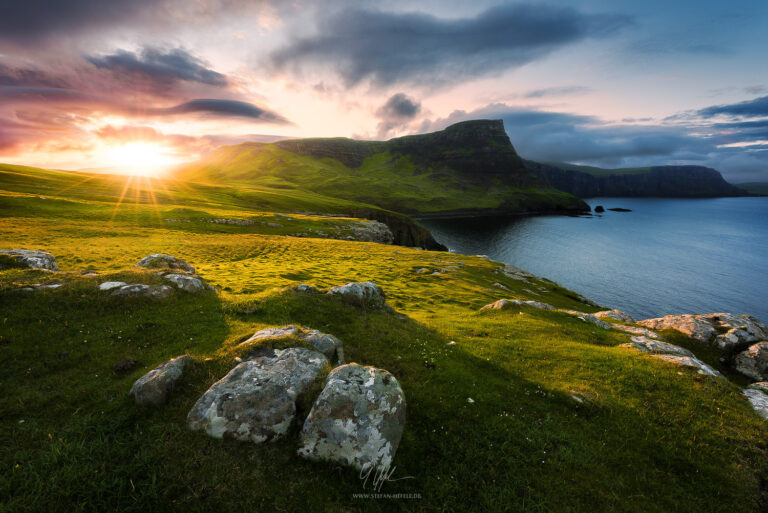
left=420, top=197, right=768, bottom=322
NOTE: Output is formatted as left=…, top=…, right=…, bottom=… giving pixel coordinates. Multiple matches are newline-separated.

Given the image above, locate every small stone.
left=130, top=355, right=191, bottom=406
left=111, top=284, right=173, bottom=299
left=136, top=254, right=195, bottom=274
left=99, top=281, right=127, bottom=291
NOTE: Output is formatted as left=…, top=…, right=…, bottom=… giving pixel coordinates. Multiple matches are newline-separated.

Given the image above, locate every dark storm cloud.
left=157, top=99, right=290, bottom=124
left=0, top=63, right=69, bottom=88
left=270, top=4, right=631, bottom=87
left=87, top=47, right=228, bottom=88
left=0, top=0, right=157, bottom=42
left=698, top=95, right=768, bottom=118
left=374, top=92, right=422, bottom=138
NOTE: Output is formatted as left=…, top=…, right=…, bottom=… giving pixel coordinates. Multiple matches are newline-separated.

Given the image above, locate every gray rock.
left=111, top=284, right=173, bottom=299
left=480, top=298, right=523, bottom=311
left=130, top=355, right=191, bottom=406
left=164, top=273, right=208, bottom=293
left=621, top=336, right=694, bottom=356
left=595, top=309, right=635, bottom=323
left=99, top=281, right=127, bottom=291
left=556, top=309, right=612, bottom=329
left=743, top=388, right=768, bottom=421
left=651, top=354, right=721, bottom=377
left=327, top=281, right=386, bottom=309
left=290, top=283, right=320, bottom=294
left=187, top=348, right=329, bottom=443
left=298, top=363, right=406, bottom=471
left=0, top=249, right=59, bottom=271
left=240, top=325, right=344, bottom=364
left=136, top=254, right=195, bottom=274
left=748, top=382, right=768, bottom=393
left=491, top=282, right=510, bottom=291
left=524, top=300, right=556, bottom=311
left=348, top=220, right=394, bottom=244
left=610, top=324, right=662, bottom=339
left=733, top=342, right=768, bottom=381
left=639, top=312, right=767, bottom=355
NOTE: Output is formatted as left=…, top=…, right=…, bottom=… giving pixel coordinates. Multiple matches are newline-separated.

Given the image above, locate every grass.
left=1, top=165, right=768, bottom=512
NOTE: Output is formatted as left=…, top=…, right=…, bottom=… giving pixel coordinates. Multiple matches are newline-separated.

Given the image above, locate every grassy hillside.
left=2, top=163, right=768, bottom=512
left=736, top=182, right=768, bottom=196
left=179, top=120, right=588, bottom=216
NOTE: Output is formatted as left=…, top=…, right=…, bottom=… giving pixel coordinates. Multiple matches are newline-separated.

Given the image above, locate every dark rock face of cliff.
left=526, top=161, right=748, bottom=198
left=349, top=208, right=447, bottom=251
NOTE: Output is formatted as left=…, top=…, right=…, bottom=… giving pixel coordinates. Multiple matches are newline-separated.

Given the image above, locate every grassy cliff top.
left=1, top=162, right=767, bottom=512
left=179, top=120, right=588, bottom=216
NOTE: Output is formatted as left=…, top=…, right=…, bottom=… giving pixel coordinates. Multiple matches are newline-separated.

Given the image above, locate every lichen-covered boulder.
left=327, top=281, right=386, bottom=309
left=239, top=325, right=344, bottom=364
left=595, top=309, right=635, bottom=323
left=187, top=348, right=328, bottom=443
left=136, top=254, right=195, bottom=274
left=651, top=354, right=721, bottom=377
left=0, top=249, right=59, bottom=271
left=743, top=388, right=768, bottom=421
left=620, top=336, right=693, bottom=356
left=111, top=283, right=173, bottom=299
left=163, top=273, right=209, bottom=293
left=733, top=342, right=768, bottom=381
left=639, top=314, right=717, bottom=343
left=298, top=363, right=406, bottom=471
left=130, top=355, right=191, bottom=406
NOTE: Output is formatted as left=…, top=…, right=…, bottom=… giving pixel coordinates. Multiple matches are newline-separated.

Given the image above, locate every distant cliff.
left=526, top=161, right=748, bottom=198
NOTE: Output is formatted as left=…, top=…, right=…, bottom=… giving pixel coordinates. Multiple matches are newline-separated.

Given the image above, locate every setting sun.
left=101, top=142, right=182, bottom=177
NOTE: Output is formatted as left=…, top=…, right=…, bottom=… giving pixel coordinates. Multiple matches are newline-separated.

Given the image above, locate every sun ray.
left=109, top=175, right=135, bottom=223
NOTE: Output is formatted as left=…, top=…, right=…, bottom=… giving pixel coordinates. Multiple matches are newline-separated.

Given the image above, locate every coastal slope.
left=527, top=160, right=748, bottom=198
left=179, top=120, right=589, bottom=216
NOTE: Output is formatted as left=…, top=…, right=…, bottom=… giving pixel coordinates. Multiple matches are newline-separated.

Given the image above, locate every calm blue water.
left=420, top=197, right=768, bottom=321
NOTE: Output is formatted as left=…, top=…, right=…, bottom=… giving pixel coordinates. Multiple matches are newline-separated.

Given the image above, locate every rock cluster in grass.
left=177, top=320, right=405, bottom=471
left=480, top=298, right=613, bottom=329
left=130, top=355, right=192, bottom=406
left=0, top=249, right=59, bottom=271
left=94, top=254, right=213, bottom=299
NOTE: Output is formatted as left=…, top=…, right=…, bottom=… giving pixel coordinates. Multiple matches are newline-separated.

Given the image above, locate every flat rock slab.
left=0, top=249, right=59, bottom=271
left=743, top=388, right=768, bottom=421
left=298, top=363, right=406, bottom=471
left=327, top=281, right=387, bottom=309
left=733, top=342, right=768, bottom=381
left=136, top=254, right=195, bottom=274
left=651, top=354, right=721, bottom=377
left=481, top=298, right=555, bottom=311
left=556, top=310, right=612, bottom=329
left=611, top=324, right=662, bottom=339
left=595, top=309, right=635, bottom=323
left=621, top=336, right=693, bottom=356
left=111, top=284, right=173, bottom=299
left=99, top=281, right=127, bottom=291
left=187, top=348, right=328, bottom=443
left=130, top=355, right=191, bottom=406
left=240, top=325, right=344, bottom=364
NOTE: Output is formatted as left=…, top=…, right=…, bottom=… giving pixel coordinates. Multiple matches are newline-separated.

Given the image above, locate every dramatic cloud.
left=0, top=63, right=69, bottom=88
left=157, top=99, right=290, bottom=123
left=270, top=4, right=631, bottom=87
left=374, top=92, right=421, bottom=137
left=87, top=47, right=228, bottom=90
left=698, top=95, right=768, bottom=118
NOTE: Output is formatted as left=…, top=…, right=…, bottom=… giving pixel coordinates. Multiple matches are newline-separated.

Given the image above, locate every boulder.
left=327, top=281, right=386, bottom=309
left=733, top=342, right=768, bottom=381
left=111, top=284, right=173, bottom=299
left=240, top=325, right=344, bottom=364
left=620, top=336, right=693, bottom=356
left=638, top=314, right=717, bottom=344
left=136, top=254, right=195, bottom=274
left=298, top=364, right=406, bottom=471
left=743, top=388, right=768, bottom=421
left=748, top=382, right=768, bottom=393
left=556, top=309, right=612, bottom=329
left=163, top=273, right=208, bottom=293
left=288, top=283, right=320, bottom=294
left=480, top=298, right=523, bottom=311
left=187, top=348, right=329, bottom=443
left=0, top=249, right=59, bottom=271
left=651, top=354, right=721, bottom=377
left=348, top=220, right=394, bottom=244
left=99, top=281, right=127, bottom=291
left=130, top=355, right=191, bottom=406
left=595, top=309, right=635, bottom=323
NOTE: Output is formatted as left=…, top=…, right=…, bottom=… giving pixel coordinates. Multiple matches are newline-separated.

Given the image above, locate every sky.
left=1, top=0, right=767, bottom=182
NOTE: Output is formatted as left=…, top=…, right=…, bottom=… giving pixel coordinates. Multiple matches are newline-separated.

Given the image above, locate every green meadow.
left=1, top=164, right=767, bottom=512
